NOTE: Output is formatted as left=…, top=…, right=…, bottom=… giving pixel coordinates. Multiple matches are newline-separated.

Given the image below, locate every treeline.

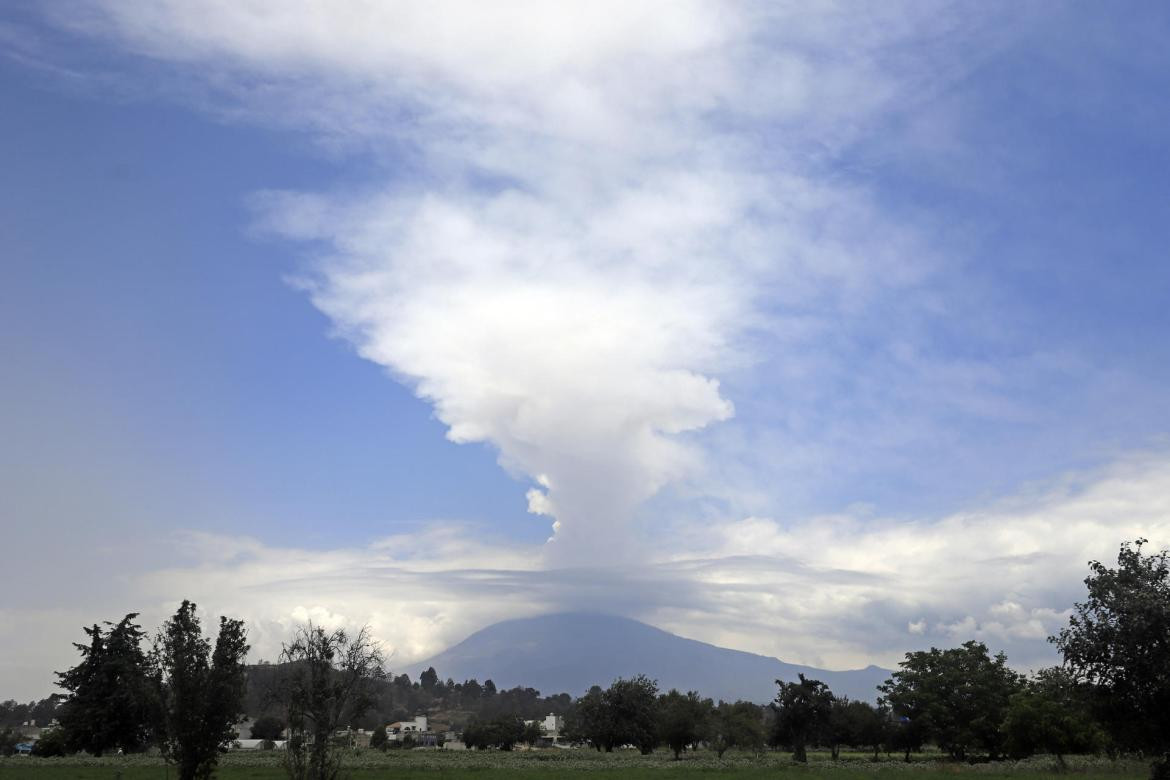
left=450, top=653, right=1090, bottom=763
left=3, top=539, right=1167, bottom=780
left=245, top=663, right=574, bottom=730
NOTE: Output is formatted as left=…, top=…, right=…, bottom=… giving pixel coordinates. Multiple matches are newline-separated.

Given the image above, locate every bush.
left=31, top=728, right=68, bottom=757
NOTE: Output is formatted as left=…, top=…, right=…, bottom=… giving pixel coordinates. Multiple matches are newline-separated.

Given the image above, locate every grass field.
left=0, top=751, right=1150, bottom=780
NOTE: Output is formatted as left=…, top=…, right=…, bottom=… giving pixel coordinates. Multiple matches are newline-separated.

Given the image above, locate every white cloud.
left=14, top=0, right=1164, bottom=700
left=8, top=453, right=1164, bottom=701
left=87, top=0, right=980, bottom=562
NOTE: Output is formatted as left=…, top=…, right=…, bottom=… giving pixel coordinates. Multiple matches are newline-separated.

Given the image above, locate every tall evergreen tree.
left=156, top=601, right=249, bottom=780
left=57, top=614, right=156, bottom=755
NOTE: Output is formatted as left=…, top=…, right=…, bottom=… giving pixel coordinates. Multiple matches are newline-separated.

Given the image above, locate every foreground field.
left=0, top=750, right=1150, bottom=780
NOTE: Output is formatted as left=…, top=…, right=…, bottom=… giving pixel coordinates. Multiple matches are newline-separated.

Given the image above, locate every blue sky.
left=3, top=2, right=1170, bottom=700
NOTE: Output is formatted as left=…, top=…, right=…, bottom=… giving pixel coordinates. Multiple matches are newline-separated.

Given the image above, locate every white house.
left=539, top=714, right=563, bottom=736
left=521, top=713, right=565, bottom=746
left=386, top=715, right=428, bottom=741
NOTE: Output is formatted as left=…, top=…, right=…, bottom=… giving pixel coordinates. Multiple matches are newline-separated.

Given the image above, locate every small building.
left=539, top=714, right=563, bottom=736
left=385, top=715, right=429, bottom=743
left=16, top=723, right=43, bottom=741
left=387, top=715, right=427, bottom=735
left=522, top=713, right=565, bottom=747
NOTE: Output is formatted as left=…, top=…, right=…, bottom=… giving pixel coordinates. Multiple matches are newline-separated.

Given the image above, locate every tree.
left=0, top=728, right=20, bottom=757
left=771, top=674, right=832, bottom=763
left=710, top=701, right=765, bottom=758
left=278, top=623, right=385, bottom=780
left=251, top=715, right=287, bottom=741
left=369, top=725, right=388, bottom=751
left=827, top=699, right=889, bottom=760
left=522, top=720, right=545, bottom=747
left=657, top=690, right=711, bottom=759
left=57, top=614, right=157, bottom=756
left=1002, top=668, right=1103, bottom=767
left=878, top=641, right=1023, bottom=761
left=856, top=702, right=890, bottom=760
left=31, top=727, right=68, bottom=757
left=419, top=667, right=439, bottom=692
left=826, top=698, right=853, bottom=760
left=604, top=675, right=659, bottom=754
left=570, top=686, right=614, bottom=751
left=462, top=716, right=524, bottom=750
left=1051, top=539, right=1170, bottom=762
left=156, top=600, right=250, bottom=780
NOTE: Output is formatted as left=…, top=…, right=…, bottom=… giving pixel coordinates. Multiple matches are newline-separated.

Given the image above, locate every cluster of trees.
left=460, top=717, right=544, bottom=750
left=455, top=538, right=1170, bottom=775
left=876, top=539, right=1169, bottom=776
left=35, top=601, right=249, bottom=778
left=9, top=538, right=1168, bottom=777
left=0, top=696, right=65, bottom=730
left=1, top=696, right=68, bottom=757
left=243, top=663, right=574, bottom=735
left=821, top=539, right=1167, bottom=773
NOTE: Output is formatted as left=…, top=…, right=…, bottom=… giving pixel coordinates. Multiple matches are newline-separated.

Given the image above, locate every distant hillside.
left=404, top=613, right=888, bottom=704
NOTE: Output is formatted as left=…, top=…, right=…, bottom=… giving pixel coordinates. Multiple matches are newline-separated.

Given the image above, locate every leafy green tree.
left=826, top=698, right=852, bottom=760
left=278, top=623, right=385, bottom=780
left=369, top=724, right=388, bottom=750
left=522, top=720, right=544, bottom=747
left=857, top=703, right=891, bottom=759
left=250, top=715, right=286, bottom=741
left=879, top=641, right=1023, bottom=761
left=57, top=614, right=157, bottom=756
left=569, top=686, right=613, bottom=751
left=462, top=716, right=524, bottom=750
left=31, top=727, right=68, bottom=757
left=605, top=675, right=659, bottom=755
left=771, top=674, right=833, bottom=762
left=156, top=600, right=250, bottom=780
left=825, top=698, right=884, bottom=760
left=710, top=701, right=765, bottom=758
left=419, top=667, right=439, bottom=692
left=657, top=689, right=711, bottom=759
left=1051, top=539, right=1170, bottom=763
left=1002, top=668, right=1103, bottom=767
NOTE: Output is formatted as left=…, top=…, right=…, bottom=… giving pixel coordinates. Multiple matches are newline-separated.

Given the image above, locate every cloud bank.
left=12, top=453, right=1160, bottom=693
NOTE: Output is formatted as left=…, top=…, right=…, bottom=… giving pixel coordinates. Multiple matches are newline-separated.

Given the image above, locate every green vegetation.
left=0, top=750, right=1151, bottom=780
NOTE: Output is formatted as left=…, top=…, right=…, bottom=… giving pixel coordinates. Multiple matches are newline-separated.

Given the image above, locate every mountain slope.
left=404, top=613, right=888, bottom=704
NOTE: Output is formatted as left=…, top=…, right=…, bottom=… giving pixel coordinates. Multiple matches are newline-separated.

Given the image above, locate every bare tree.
left=278, top=624, right=385, bottom=780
